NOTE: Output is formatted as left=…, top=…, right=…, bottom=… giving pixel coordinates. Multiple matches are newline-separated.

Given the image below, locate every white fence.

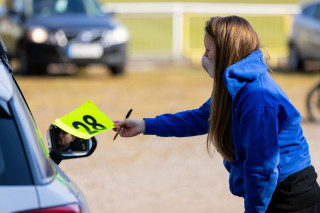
left=103, top=2, right=301, bottom=66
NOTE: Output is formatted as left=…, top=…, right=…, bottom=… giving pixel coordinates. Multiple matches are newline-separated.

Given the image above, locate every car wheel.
left=109, top=64, right=125, bottom=76
left=18, top=48, right=48, bottom=75
left=289, top=44, right=304, bottom=71
left=31, top=63, right=48, bottom=75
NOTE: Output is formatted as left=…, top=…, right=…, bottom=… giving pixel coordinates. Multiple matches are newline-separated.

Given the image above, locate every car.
left=0, top=36, right=97, bottom=213
left=288, top=1, right=320, bottom=71
left=0, top=0, right=129, bottom=75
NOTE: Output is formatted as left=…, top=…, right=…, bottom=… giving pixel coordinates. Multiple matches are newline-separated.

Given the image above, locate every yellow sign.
left=53, top=100, right=115, bottom=139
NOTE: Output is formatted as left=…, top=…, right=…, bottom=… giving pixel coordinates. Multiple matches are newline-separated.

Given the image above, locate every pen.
left=113, top=108, right=133, bottom=141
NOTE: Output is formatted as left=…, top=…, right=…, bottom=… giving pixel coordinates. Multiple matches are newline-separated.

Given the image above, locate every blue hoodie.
left=143, top=50, right=311, bottom=212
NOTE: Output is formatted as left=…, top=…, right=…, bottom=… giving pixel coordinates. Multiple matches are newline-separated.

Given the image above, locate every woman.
left=114, top=16, right=320, bottom=212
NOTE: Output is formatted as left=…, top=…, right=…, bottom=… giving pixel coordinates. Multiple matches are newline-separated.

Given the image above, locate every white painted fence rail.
left=103, top=3, right=300, bottom=15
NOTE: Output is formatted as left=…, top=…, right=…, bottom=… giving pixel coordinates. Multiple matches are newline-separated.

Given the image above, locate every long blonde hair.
left=206, top=16, right=261, bottom=161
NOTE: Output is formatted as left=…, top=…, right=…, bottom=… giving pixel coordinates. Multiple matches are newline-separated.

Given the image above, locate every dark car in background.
left=289, top=1, right=320, bottom=71
left=0, top=0, right=129, bottom=75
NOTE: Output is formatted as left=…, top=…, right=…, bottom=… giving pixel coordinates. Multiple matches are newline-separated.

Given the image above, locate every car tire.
left=109, top=64, right=125, bottom=76
left=18, top=48, right=48, bottom=75
left=289, top=44, right=304, bottom=71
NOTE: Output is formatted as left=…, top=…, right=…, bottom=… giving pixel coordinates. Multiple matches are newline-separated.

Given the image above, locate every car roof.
left=0, top=63, right=13, bottom=103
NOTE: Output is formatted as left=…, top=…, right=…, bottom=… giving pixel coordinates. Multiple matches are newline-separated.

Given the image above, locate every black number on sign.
left=83, top=115, right=106, bottom=131
left=72, top=121, right=98, bottom=135
left=72, top=115, right=107, bottom=135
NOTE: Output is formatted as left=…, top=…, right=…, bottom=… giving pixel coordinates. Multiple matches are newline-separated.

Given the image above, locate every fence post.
left=172, top=3, right=184, bottom=61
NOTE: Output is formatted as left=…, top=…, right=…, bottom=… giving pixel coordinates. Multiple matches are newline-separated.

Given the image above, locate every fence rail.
left=103, top=2, right=301, bottom=66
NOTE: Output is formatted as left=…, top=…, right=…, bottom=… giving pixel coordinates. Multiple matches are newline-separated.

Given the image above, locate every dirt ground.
left=16, top=65, right=320, bottom=213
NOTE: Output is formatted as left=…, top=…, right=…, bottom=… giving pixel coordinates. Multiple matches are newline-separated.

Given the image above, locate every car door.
left=0, top=67, right=39, bottom=212
left=0, top=111, right=39, bottom=212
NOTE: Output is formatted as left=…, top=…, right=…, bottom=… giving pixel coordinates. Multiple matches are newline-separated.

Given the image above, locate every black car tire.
left=109, top=64, right=125, bottom=76
left=18, top=48, right=48, bottom=75
left=289, top=44, right=304, bottom=71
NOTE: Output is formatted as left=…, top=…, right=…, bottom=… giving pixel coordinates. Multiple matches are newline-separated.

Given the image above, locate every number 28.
left=72, top=115, right=106, bottom=135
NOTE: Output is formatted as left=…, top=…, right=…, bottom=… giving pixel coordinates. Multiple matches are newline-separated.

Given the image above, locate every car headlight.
left=102, top=25, right=129, bottom=47
left=28, top=26, right=49, bottom=43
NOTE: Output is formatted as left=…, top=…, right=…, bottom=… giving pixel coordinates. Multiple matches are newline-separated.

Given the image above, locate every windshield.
left=28, top=0, right=105, bottom=17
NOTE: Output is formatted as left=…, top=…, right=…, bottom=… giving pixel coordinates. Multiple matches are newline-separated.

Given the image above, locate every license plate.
left=67, top=43, right=103, bottom=59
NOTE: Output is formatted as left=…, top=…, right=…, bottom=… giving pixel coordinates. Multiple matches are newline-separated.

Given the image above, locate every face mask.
left=201, top=55, right=215, bottom=78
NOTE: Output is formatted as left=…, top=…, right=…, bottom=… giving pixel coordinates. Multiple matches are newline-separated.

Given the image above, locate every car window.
left=0, top=100, right=33, bottom=185
left=10, top=81, right=55, bottom=184
left=31, top=0, right=104, bottom=17
left=302, top=4, right=317, bottom=18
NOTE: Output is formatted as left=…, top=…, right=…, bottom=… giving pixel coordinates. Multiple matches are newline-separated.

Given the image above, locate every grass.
left=101, top=0, right=302, bottom=60
left=188, top=15, right=287, bottom=49
left=116, top=13, right=290, bottom=61
left=118, top=15, right=172, bottom=55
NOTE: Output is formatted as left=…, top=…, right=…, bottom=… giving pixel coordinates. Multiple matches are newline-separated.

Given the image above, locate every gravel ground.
left=16, top=66, right=320, bottom=213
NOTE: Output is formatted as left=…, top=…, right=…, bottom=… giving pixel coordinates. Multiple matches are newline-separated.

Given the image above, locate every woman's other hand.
left=113, top=119, right=145, bottom=138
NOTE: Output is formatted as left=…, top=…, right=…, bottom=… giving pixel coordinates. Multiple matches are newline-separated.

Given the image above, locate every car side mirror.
left=47, top=124, right=97, bottom=165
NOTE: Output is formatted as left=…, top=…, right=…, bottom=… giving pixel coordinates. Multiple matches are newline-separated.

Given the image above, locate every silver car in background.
left=289, top=1, right=320, bottom=71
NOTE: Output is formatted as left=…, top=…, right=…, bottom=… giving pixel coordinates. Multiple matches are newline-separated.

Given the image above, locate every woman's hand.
left=113, top=119, right=145, bottom=138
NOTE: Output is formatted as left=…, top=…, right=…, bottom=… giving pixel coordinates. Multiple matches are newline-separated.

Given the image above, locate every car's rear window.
left=0, top=101, right=33, bottom=185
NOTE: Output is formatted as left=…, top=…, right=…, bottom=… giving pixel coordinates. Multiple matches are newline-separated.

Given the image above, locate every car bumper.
left=26, top=42, right=127, bottom=66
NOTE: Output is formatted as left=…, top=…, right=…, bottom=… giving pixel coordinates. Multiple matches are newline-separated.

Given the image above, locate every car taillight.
left=15, top=203, right=81, bottom=213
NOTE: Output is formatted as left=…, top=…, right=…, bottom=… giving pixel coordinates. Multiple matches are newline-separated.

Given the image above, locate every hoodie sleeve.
left=143, top=98, right=211, bottom=137
left=239, top=106, right=280, bottom=213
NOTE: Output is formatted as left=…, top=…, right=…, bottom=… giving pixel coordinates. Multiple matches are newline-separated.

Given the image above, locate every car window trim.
left=9, top=75, right=57, bottom=185
left=7, top=97, right=35, bottom=185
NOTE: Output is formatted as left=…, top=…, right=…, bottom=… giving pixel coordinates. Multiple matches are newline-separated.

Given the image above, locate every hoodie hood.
left=223, top=50, right=268, bottom=96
